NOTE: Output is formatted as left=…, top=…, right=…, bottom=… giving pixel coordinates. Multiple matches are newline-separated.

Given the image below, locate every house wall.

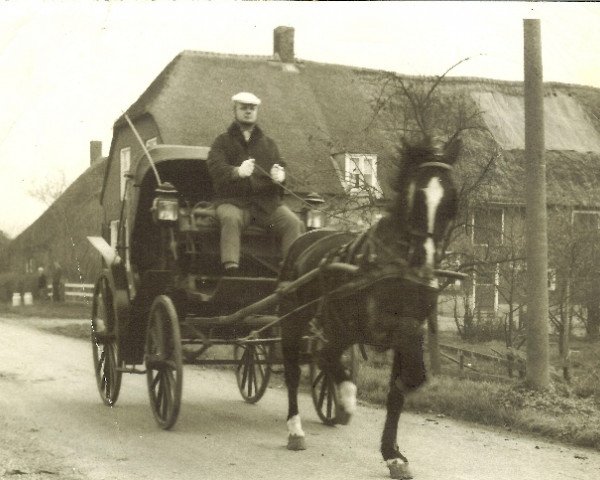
left=103, top=115, right=161, bottom=225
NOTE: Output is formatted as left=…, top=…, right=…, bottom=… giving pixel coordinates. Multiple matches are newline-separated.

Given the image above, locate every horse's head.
left=386, top=136, right=460, bottom=272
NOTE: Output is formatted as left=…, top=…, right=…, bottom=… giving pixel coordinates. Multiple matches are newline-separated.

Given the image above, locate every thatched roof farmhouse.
left=2, top=26, right=600, bottom=294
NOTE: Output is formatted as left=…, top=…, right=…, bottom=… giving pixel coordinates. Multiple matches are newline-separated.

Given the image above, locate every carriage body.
left=118, top=145, right=283, bottom=363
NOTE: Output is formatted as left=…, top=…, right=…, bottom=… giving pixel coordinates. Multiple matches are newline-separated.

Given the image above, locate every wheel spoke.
left=151, top=370, right=161, bottom=390
left=313, top=370, right=324, bottom=391
left=247, top=348, right=256, bottom=397
left=317, top=375, right=327, bottom=411
left=254, top=348, right=266, bottom=382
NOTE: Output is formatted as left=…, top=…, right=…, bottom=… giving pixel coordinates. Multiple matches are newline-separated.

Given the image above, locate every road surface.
left=1, top=317, right=599, bottom=480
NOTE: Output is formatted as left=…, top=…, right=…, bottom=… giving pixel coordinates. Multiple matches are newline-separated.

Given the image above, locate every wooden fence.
left=48, top=283, right=94, bottom=303
left=438, top=343, right=526, bottom=380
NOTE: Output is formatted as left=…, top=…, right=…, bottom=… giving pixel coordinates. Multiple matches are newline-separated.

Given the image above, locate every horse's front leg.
left=381, top=345, right=426, bottom=480
left=281, top=316, right=307, bottom=450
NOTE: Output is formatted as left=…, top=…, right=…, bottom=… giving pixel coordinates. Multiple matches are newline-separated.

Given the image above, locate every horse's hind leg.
left=318, top=341, right=357, bottom=425
left=281, top=317, right=306, bottom=450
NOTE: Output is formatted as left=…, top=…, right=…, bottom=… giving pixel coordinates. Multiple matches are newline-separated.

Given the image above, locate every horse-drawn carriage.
left=88, top=144, right=357, bottom=429
left=89, top=138, right=465, bottom=479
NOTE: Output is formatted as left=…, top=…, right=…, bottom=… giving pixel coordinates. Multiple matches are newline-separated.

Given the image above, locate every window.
left=120, top=147, right=131, bottom=200
left=475, top=263, right=499, bottom=311
left=344, top=153, right=381, bottom=197
left=472, top=207, right=504, bottom=246
left=146, top=137, right=158, bottom=148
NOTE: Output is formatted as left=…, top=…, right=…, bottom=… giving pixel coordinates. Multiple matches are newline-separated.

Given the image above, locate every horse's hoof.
left=387, top=459, right=413, bottom=479
left=334, top=407, right=352, bottom=425
left=287, top=434, right=307, bottom=451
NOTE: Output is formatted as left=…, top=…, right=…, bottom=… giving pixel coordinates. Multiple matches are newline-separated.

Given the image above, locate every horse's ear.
left=443, top=137, right=462, bottom=166
left=398, top=138, right=420, bottom=166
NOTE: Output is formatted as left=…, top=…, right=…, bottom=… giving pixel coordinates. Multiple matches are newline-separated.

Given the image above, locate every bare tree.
left=27, top=170, right=67, bottom=206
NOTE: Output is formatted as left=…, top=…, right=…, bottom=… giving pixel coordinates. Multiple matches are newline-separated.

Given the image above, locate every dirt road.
left=1, top=317, right=599, bottom=480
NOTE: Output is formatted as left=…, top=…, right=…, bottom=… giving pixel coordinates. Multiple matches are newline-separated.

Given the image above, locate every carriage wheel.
left=309, top=344, right=360, bottom=426
left=91, top=275, right=123, bottom=406
left=234, top=342, right=273, bottom=403
left=145, top=295, right=183, bottom=430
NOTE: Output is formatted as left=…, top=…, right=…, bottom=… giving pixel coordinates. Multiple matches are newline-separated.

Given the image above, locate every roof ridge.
left=298, top=59, right=600, bottom=91
left=181, top=49, right=275, bottom=62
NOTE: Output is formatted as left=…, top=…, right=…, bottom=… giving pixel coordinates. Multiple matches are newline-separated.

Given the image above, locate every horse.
left=278, top=137, right=461, bottom=479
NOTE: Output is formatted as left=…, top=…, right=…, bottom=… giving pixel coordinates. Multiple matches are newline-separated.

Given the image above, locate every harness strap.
left=419, top=161, right=452, bottom=170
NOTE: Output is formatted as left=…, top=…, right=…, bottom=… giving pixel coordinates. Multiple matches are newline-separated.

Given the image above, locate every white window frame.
left=120, top=147, right=131, bottom=200
left=548, top=268, right=557, bottom=292
left=344, top=153, right=382, bottom=197
left=145, top=137, right=158, bottom=148
left=474, top=262, right=499, bottom=312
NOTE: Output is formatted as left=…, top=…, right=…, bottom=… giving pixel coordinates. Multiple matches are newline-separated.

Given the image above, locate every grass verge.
left=358, top=360, right=600, bottom=451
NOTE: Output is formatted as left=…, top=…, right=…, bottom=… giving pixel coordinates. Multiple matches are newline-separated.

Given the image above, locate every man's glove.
left=270, top=164, right=285, bottom=183
left=237, top=158, right=255, bottom=178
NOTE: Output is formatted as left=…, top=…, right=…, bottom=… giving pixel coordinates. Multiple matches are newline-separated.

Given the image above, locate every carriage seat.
left=178, top=202, right=281, bottom=272
left=178, top=202, right=275, bottom=237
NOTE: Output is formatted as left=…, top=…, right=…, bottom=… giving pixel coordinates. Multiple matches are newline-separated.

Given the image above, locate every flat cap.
left=231, top=92, right=261, bottom=105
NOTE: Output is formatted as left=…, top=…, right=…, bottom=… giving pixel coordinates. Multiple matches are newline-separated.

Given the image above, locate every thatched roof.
left=110, top=52, right=600, bottom=208
left=470, top=149, right=600, bottom=208
left=110, top=51, right=401, bottom=196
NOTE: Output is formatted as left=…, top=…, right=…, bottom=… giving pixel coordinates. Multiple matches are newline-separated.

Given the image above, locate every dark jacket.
left=207, top=122, right=285, bottom=214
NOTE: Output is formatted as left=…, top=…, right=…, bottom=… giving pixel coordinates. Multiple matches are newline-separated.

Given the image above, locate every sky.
left=0, top=0, right=599, bottom=238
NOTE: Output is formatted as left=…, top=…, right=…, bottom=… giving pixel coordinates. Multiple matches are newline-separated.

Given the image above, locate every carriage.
left=88, top=144, right=358, bottom=429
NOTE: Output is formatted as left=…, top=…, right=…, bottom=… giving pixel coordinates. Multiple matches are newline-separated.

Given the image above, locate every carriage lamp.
left=151, top=182, right=179, bottom=223
left=303, top=192, right=326, bottom=230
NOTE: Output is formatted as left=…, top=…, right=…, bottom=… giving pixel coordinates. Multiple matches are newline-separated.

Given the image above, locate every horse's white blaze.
left=422, top=177, right=444, bottom=266
left=287, top=414, right=305, bottom=437
left=338, top=381, right=357, bottom=414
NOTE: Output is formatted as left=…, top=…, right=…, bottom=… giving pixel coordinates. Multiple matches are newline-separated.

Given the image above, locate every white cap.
left=231, top=92, right=261, bottom=105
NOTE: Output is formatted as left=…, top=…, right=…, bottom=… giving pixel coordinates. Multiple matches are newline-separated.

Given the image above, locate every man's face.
left=234, top=102, right=258, bottom=126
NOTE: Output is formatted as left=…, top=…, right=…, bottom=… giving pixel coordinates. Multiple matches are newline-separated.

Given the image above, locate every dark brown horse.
left=279, top=137, right=461, bottom=479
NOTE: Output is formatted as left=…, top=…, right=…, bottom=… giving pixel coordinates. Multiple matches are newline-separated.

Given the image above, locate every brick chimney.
left=273, top=26, right=295, bottom=63
left=90, top=140, right=102, bottom=165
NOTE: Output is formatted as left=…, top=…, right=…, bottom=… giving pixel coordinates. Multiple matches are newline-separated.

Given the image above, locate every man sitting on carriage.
left=207, top=92, right=305, bottom=275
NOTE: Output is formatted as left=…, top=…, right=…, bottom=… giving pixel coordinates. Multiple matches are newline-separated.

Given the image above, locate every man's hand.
left=237, top=158, right=255, bottom=178
left=270, top=164, right=285, bottom=183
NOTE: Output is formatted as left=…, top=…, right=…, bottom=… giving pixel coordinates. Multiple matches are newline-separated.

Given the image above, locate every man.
left=52, top=261, right=63, bottom=302
left=37, top=267, right=48, bottom=301
left=207, top=92, right=305, bottom=275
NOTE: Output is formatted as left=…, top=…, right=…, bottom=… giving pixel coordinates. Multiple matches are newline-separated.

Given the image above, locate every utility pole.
left=523, top=19, right=550, bottom=389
